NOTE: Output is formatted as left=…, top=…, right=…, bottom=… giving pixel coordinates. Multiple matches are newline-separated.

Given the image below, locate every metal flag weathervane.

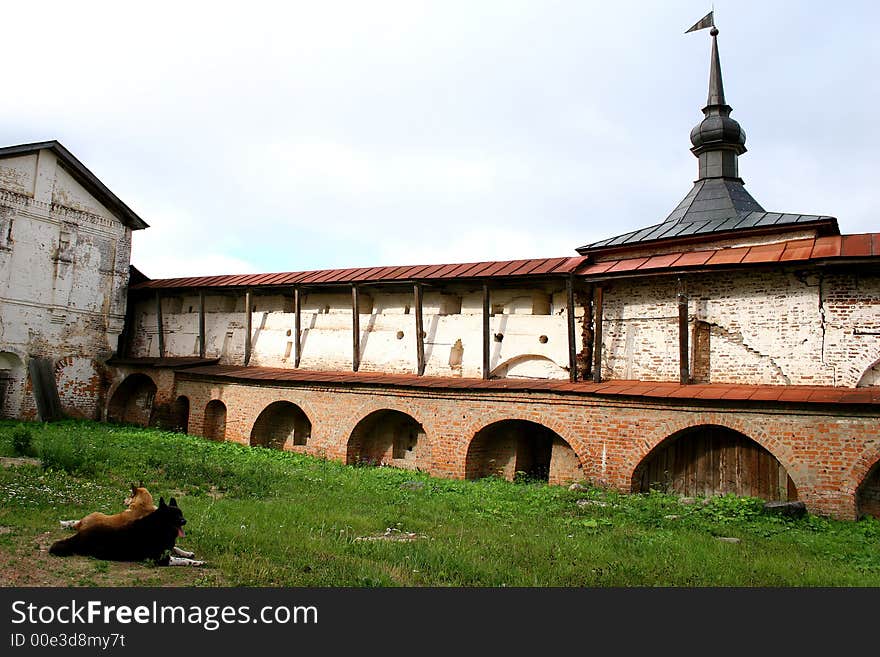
left=685, top=10, right=715, bottom=33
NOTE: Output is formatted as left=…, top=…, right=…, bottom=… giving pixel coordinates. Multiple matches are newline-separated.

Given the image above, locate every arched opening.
left=171, top=396, right=190, bottom=433
left=632, top=425, right=797, bottom=501
left=250, top=401, right=311, bottom=450
left=857, top=461, right=880, bottom=519
left=490, top=355, right=566, bottom=380
left=856, top=359, right=880, bottom=387
left=466, top=420, right=581, bottom=485
left=346, top=410, right=428, bottom=470
left=0, top=352, right=25, bottom=419
left=203, top=400, right=227, bottom=442
left=107, top=374, right=157, bottom=426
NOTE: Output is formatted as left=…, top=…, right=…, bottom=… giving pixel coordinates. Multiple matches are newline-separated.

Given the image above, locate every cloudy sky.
left=1, top=1, right=877, bottom=279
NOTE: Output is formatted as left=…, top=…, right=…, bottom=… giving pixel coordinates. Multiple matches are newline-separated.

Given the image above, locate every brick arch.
left=626, top=413, right=799, bottom=486
left=327, top=397, right=436, bottom=460
left=848, top=440, right=880, bottom=500
left=629, top=416, right=800, bottom=500
left=249, top=400, right=312, bottom=450
left=489, top=354, right=566, bottom=379
left=171, top=395, right=190, bottom=433
left=460, top=413, right=584, bottom=483
left=202, top=398, right=228, bottom=442
left=856, top=356, right=880, bottom=387
left=855, top=457, right=880, bottom=519
left=345, top=408, right=430, bottom=470
left=234, top=391, right=320, bottom=443
left=0, top=350, right=27, bottom=420
left=460, top=412, right=584, bottom=475
left=105, top=372, right=159, bottom=415
left=106, top=373, right=158, bottom=426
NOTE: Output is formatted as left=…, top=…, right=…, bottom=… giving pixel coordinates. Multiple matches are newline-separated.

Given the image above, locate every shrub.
left=11, top=427, right=34, bottom=456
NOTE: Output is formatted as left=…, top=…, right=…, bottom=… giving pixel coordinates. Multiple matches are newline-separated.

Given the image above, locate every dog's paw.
left=168, top=556, right=206, bottom=567
left=172, top=547, right=195, bottom=558
left=59, top=520, right=77, bottom=529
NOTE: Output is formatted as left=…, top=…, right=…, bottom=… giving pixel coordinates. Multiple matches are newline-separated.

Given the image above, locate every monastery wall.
left=105, top=364, right=880, bottom=519
left=0, top=150, right=132, bottom=419
left=599, top=266, right=880, bottom=387
left=127, top=282, right=581, bottom=379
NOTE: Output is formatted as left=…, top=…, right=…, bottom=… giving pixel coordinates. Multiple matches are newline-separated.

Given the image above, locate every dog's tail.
left=49, top=534, right=79, bottom=557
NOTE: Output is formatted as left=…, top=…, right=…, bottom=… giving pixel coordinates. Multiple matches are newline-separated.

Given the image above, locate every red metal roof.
left=579, top=232, right=880, bottom=278
left=132, top=233, right=880, bottom=290
left=133, top=255, right=589, bottom=290
left=171, top=365, right=880, bottom=406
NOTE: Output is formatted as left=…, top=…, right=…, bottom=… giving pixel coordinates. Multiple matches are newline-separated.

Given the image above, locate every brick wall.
left=104, top=370, right=880, bottom=519
left=599, top=267, right=880, bottom=386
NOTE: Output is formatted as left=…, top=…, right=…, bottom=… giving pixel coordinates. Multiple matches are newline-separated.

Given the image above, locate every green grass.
left=0, top=419, right=879, bottom=586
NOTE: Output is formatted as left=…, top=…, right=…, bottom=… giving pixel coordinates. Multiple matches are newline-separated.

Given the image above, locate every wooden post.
left=482, top=282, right=490, bottom=379
left=352, top=285, right=360, bottom=372
left=414, top=283, right=425, bottom=375
left=198, top=289, right=206, bottom=358
left=592, top=286, right=603, bottom=383
left=566, top=275, right=578, bottom=382
left=155, top=290, right=165, bottom=358
left=294, top=286, right=302, bottom=368
left=678, top=279, right=689, bottom=385
left=244, top=289, right=252, bottom=366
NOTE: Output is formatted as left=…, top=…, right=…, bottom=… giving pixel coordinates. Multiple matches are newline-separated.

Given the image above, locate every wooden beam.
left=414, top=283, right=425, bottom=375
left=198, top=289, right=206, bottom=359
left=482, top=282, right=490, bottom=379
left=294, top=286, right=302, bottom=368
left=566, top=275, right=578, bottom=382
left=352, top=284, right=360, bottom=372
left=244, top=289, right=252, bottom=366
left=155, top=290, right=164, bottom=358
left=592, top=286, right=603, bottom=383
left=678, top=279, right=689, bottom=385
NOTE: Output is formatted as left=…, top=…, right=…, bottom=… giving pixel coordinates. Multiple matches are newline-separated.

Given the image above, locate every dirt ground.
left=0, top=525, right=225, bottom=587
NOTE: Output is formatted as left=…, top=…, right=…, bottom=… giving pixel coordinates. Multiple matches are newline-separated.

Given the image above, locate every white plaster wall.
left=126, top=266, right=878, bottom=387
left=130, top=284, right=576, bottom=379
left=0, top=149, right=134, bottom=417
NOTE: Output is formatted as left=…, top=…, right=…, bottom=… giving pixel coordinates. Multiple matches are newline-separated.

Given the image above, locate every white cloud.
left=1, top=1, right=877, bottom=279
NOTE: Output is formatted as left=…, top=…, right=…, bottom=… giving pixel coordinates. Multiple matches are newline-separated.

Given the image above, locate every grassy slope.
left=0, top=420, right=878, bottom=587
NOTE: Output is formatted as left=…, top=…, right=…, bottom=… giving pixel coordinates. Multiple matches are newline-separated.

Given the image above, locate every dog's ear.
left=139, top=480, right=144, bottom=489
left=169, top=497, right=178, bottom=507
left=130, top=483, right=137, bottom=494
left=158, top=497, right=166, bottom=508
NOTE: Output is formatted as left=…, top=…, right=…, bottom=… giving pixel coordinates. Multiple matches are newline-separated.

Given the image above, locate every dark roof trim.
left=0, top=140, right=149, bottom=230
left=576, top=217, right=839, bottom=258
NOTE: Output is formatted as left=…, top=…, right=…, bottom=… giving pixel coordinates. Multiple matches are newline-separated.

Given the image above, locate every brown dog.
left=60, top=483, right=156, bottom=531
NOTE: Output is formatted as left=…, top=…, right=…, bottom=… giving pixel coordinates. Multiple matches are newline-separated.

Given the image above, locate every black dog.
left=49, top=497, right=202, bottom=566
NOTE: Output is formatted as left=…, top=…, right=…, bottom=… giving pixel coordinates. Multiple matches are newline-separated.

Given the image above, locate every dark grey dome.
left=690, top=113, right=746, bottom=151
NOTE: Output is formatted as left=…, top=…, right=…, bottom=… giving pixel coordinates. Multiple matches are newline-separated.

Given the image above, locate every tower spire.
left=689, top=25, right=747, bottom=181
left=707, top=27, right=725, bottom=107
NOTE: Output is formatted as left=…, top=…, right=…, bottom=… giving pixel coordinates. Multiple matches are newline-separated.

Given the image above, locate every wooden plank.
left=778, top=462, right=788, bottom=502
left=294, top=286, right=302, bottom=368
left=566, top=275, right=577, bottom=382
left=198, top=290, right=206, bottom=359
left=155, top=291, right=165, bottom=358
left=592, top=286, right=604, bottom=383
left=482, top=282, right=490, bottom=379
left=414, top=283, right=425, bottom=376
left=352, top=285, right=360, bottom=372
left=244, top=289, right=252, bottom=366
